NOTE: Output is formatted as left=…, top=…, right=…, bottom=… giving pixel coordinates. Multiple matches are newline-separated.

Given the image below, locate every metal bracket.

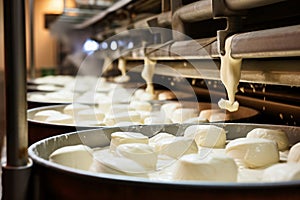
left=212, top=0, right=245, bottom=55
left=217, top=17, right=242, bottom=55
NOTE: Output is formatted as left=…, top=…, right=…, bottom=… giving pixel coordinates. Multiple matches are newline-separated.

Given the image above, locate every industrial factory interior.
left=0, top=0, right=300, bottom=199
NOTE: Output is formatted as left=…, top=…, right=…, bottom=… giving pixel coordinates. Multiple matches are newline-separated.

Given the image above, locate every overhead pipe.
left=2, top=0, right=32, bottom=199
left=171, top=0, right=286, bottom=41
left=172, top=0, right=213, bottom=40
left=224, top=0, right=286, bottom=10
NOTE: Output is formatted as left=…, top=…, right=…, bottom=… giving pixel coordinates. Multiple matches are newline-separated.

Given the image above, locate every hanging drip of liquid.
left=218, top=35, right=242, bottom=112
left=141, top=57, right=157, bottom=96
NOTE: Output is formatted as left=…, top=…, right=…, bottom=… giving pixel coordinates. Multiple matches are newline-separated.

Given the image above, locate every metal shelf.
left=125, top=58, right=300, bottom=87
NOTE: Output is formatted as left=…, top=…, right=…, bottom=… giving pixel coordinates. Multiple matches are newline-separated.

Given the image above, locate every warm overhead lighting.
left=101, top=42, right=108, bottom=50
left=110, top=41, right=118, bottom=51
left=83, top=39, right=100, bottom=52
left=45, top=0, right=64, bottom=13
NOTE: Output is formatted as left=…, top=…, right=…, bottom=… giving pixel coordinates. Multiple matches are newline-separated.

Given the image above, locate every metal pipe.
left=231, top=25, right=300, bottom=58
left=224, top=0, right=286, bottom=10
left=3, top=0, right=28, bottom=167
left=2, top=0, right=32, bottom=199
left=172, top=0, right=213, bottom=40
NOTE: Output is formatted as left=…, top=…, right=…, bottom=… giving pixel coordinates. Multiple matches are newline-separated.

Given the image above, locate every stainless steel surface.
left=28, top=123, right=300, bottom=199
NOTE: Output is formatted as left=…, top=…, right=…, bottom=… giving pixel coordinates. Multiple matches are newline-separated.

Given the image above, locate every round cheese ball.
left=287, top=142, right=300, bottom=163
left=160, top=102, right=182, bottom=121
left=75, top=108, right=105, bottom=122
left=115, top=143, right=158, bottom=170
left=49, top=145, right=93, bottom=171
left=45, top=113, right=74, bottom=125
left=226, top=138, right=279, bottom=168
left=129, top=100, right=152, bottom=112
left=172, top=153, right=238, bottom=182
left=184, top=125, right=227, bottom=148
left=246, top=128, right=289, bottom=151
left=154, top=137, right=198, bottom=159
left=149, top=132, right=175, bottom=145
left=33, top=110, right=62, bottom=121
left=63, top=104, right=91, bottom=116
left=110, top=131, right=149, bottom=152
left=170, top=108, right=198, bottom=123
left=104, top=111, right=141, bottom=126
left=262, top=163, right=300, bottom=182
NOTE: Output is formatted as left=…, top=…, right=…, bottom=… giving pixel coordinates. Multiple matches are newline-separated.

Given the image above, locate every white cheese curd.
left=170, top=108, right=198, bottom=123
left=218, top=99, right=239, bottom=113
left=237, top=168, right=265, bottom=183
left=108, top=87, right=133, bottom=103
left=218, top=35, right=242, bottom=112
left=45, top=113, right=74, bottom=125
left=97, top=96, right=113, bottom=113
left=154, top=137, right=198, bottom=159
left=184, top=125, right=227, bottom=148
left=208, top=112, right=229, bottom=122
left=149, top=132, right=176, bottom=146
left=129, top=101, right=152, bottom=112
left=157, top=91, right=176, bottom=101
left=160, top=102, right=182, bottom=121
left=44, top=91, right=74, bottom=103
left=246, top=128, right=289, bottom=151
left=76, top=120, right=106, bottom=126
left=108, top=104, right=131, bottom=115
left=139, top=91, right=157, bottom=101
left=143, top=115, right=171, bottom=125
left=183, top=116, right=208, bottom=124
left=75, top=92, right=107, bottom=105
left=158, top=91, right=176, bottom=101
left=115, top=143, right=158, bottom=170
left=104, top=111, right=141, bottom=126
left=136, top=111, right=151, bottom=123
left=63, top=103, right=91, bottom=116
left=91, top=149, right=150, bottom=177
left=34, top=75, right=74, bottom=85
left=110, top=132, right=149, bottom=152
left=172, top=153, right=238, bottom=182
left=132, top=89, right=145, bottom=100
left=75, top=108, right=105, bottom=122
left=28, top=93, right=48, bottom=102
left=49, top=145, right=93, bottom=171
left=287, top=142, right=300, bottom=163
left=262, top=163, right=300, bottom=182
left=198, top=109, right=223, bottom=120
left=95, top=79, right=117, bottom=93
left=33, top=110, right=62, bottom=121
left=225, top=138, right=279, bottom=168
left=36, top=84, right=62, bottom=92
